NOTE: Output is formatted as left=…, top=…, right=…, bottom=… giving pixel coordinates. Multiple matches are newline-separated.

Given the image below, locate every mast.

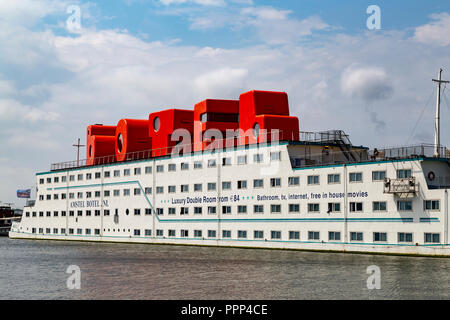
left=432, top=69, right=449, bottom=157
left=73, top=138, right=85, bottom=167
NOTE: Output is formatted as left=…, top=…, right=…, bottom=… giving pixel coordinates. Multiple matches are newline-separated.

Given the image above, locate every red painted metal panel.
left=86, top=135, right=116, bottom=165
left=115, top=119, right=152, bottom=162
left=193, top=99, right=239, bottom=151
left=238, top=90, right=299, bottom=146
left=149, top=109, right=194, bottom=157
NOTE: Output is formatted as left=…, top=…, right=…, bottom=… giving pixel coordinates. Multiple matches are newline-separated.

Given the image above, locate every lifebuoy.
left=428, top=171, right=435, bottom=181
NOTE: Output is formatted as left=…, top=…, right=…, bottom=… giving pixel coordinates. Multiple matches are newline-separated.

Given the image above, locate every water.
left=0, top=237, right=448, bottom=300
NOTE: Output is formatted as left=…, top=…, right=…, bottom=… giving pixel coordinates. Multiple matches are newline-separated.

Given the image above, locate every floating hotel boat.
left=9, top=71, right=450, bottom=256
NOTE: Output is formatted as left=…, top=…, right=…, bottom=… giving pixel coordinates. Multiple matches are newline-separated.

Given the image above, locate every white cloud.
left=159, top=0, right=225, bottom=6
left=194, top=67, right=248, bottom=97
left=340, top=66, right=393, bottom=101
left=414, top=13, right=450, bottom=46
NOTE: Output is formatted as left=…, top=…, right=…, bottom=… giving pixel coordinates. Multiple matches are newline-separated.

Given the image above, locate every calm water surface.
left=0, top=237, right=448, bottom=299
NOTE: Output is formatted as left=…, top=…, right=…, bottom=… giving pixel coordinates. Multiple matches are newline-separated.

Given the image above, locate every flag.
left=17, top=189, right=31, bottom=198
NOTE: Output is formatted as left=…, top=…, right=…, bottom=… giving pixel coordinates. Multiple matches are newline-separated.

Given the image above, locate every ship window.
left=271, top=204, right=281, bottom=213
left=424, top=200, right=440, bottom=211
left=104, top=171, right=110, bottom=178
left=104, top=210, right=110, bottom=216
left=168, top=185, right=176, bottom=193
left=145, top=187, right=152, bottom=195
left=46, top=195, right=51, bottom=200
left=194, top=161, right=203, bottom=169
left=328, top=174, right=340, bottom=184
left=168, top=163, right=176, bottom=172
left=77, top=210, right=82, bottom=217
left=181, top=163, right=189, bottom=170
left=253, top=154, right=263, bottom=163
left=289, top=231, right=300, bottom=240
left=308, top=231, right=320, bottom=240
left=222, top=206, right=231, bottom=214
left=308, top=203, right=320, bottom=212
left=54, top=177, right=59, bottom=183
left=39, top=178, right=44, bottom=184
left=372, top=171, right=386, bottom=181
left=327, top=203, right=341, bottom=213
left=77, top=174, right=83, bottom=181
left=62, top=176, right=67, bottom=182
left=134, top=209, right=141, bottom=215
left=270, top=178, right=281, bottom=187
left=222, top=181, right=231, bottom=190
left=270, top=152, right=281, bottom=161
left=238, top=230, right=247, bottom=239
left=194, top=230, right=202, bottom=238
left=113, top=190, right=120, bottom=196
left=134, top=188, right=141, bottom=195
left=145, top=166, right=152, bottom=174
left=194, top=207, right=202, bottom=214
left=207, top=183, right=216, bottom=191
left=123, top=169, right=130, bottom=176
left=288, top=176, right=299, bottom=186
left=134, top=229, right=141, bottom=236
left=349, top=172, right=362, bottom=182
left=168, top=230, right=176, bottom=237
left=157, top=165, right=164, bottom=173
left=85, top=229, right=91, bottom=235
left=373, top=232, right=387, bottom=242
left=194, top=183, right=202, bottom=192
left=114, top=170, right=120, bottom=177
left=350, top=232, right=363, bottom=241
left=328, top=231, right=340, bottom=241
left=238, top=205, right=247, bottom=214
left=104, top=190, right=110, bottom=197
left=145, top=208, right=152, bottom=215
left=373, top=201, right=387, bottom=211
left=123, top=189, right=130, bottom=196
left=180, top=230, right=188, bottom=238
left=208, top=206, right=216, bottom=214
left=77, top=192, right=83, bottom=199
left=289, top=204, right=300, bottom=213
left=254, top=231, right=264, bottom=239
left=47, top=178, right=51, bottom=183
left=222, top=157, right=231, bottom=166
left=307, top=175, right=319, bottom=185
left=208, top=230, right=217, bottom=238
left=95, top=191, right=100, bottom=197
left=86, top=173, right=92, bottom=180
left=95, top=229, right=100, bottom=235
left=181, top=185, right=189, bottom=193
left=397, top=200, right=412, bottom=211
left=222, top=230, right=231, bottom=238
left=86, top=210, right=91, bottom=216
left=134, top=168, right=141, bottom=175
left=237, top=180, right=247, bottom=189
left=271, top=231, right=281, bottom=239
left=208, top=159, right=217, bottom=168
left=169, top=208, right=176, bottom=215
left=397, top=169, right=412, bottom=179
left=180, top=207, right=188, bottom=215
left=349, top=202, right=363, bottom=212
left=237, top=155, right=247, bottom=165
left=53, top=228, right=58, bottom=234
left=398, top=232, right=413, bottom=243
left=145, top=229, right=152, bottom=236
left=117, top=133, right=123, bottom=153
left=253, top=179, right=264, bottom=188
left=153, top=117, right=160, bottom=132
left=69, top=175, right=75, bottom=181
left=156, top=186, right=163, bottom=194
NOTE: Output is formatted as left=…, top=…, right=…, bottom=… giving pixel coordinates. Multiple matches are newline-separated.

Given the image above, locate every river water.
left=0, top=237, right=448, bottom=300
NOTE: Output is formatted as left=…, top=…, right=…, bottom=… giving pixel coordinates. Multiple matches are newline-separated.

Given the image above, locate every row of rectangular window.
left=38, top=152, right=284, bottom=184
left=26, top=199, right=442, bottom=218
left=30, top=227, right=441, bottom=244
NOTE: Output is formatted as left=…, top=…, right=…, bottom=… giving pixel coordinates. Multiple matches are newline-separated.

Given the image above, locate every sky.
left=1, top=0, right=450, bottom=206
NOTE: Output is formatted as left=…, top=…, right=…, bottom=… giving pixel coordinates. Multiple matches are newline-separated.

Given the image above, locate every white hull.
left=10, top=143, right=450, bottom=257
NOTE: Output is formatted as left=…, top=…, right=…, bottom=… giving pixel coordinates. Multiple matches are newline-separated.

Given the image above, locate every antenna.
left=73, top=138, right=85, bottom=167
left=432, top=68, right=449, bottom=157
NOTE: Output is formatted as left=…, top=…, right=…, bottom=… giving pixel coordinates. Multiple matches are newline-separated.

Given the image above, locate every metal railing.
left=50, top=130, right=449, bottom=171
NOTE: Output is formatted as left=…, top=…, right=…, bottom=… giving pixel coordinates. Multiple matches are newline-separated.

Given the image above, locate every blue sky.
left=1, top=0, right=450, bottom=205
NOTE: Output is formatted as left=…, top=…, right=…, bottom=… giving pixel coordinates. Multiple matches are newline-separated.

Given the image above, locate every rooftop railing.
left=49, top=130, right=449, bottom=172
